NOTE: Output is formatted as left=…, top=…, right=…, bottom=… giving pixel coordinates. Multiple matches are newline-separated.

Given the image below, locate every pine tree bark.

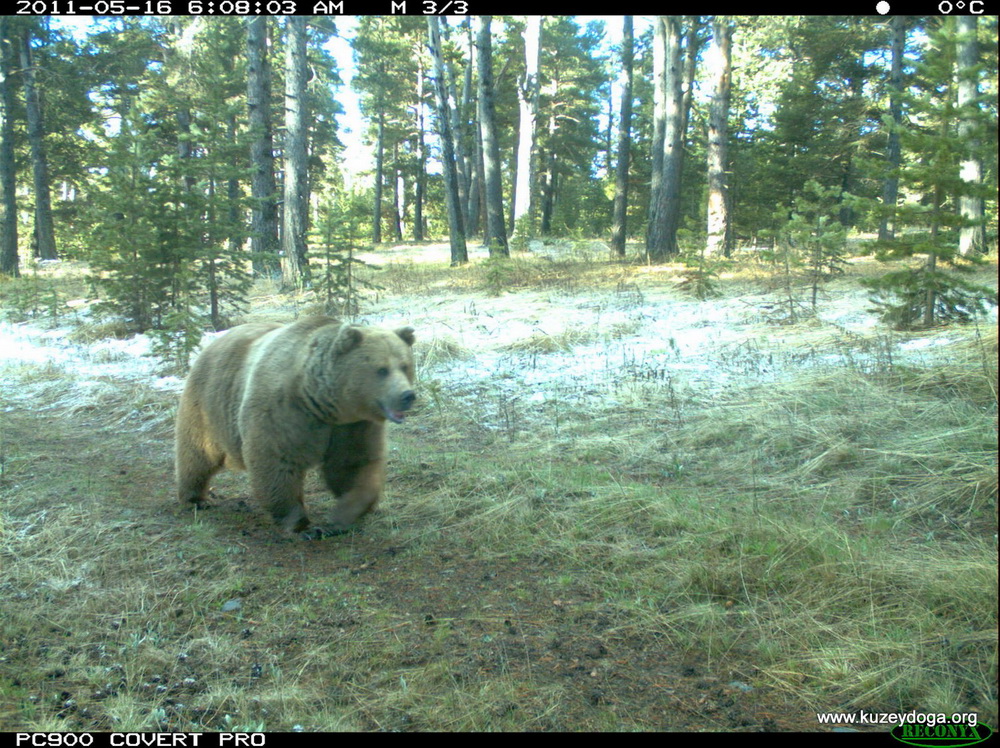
left=20, top=26, right=57, bottom=261
left=0, top=20, right=19, bottom=277
left=440, top=21, right=470, bottom=238
left=878, top=15, right=905, bottom=242
left=664, top=17, right=700, bottom=250
left=646, top=17, right=666, bottom=254
left=426, top=16, right=467, bottom=265
left=705, top=17, right=732, bottom=257
left=956, top=15, right=984, bottom=256
left=281, top=16, right=309, bottom=287
left=511, top=16, right=542, bottom=243
left=393, top=142, right=404, bottom=242
left=373, top=108, right=384, bottom=243
left=463, top=18, right=482, bottom=237
left=646, top=17, right=683, bottom=261
left=476, top=16, right=508, bottom=257
left=247, top=16, right=278, bottom=275
left=610, top=16, right=633, bottom=258
left=413, top=48, right=426, bottom=241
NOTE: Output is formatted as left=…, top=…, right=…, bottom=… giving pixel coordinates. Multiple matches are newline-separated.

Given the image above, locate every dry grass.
left=1, top=246, right=996, bottom=731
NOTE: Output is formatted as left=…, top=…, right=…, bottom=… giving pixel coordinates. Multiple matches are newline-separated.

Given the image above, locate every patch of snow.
left=899, top=337, right=951, bottom=351
left=1, top=320, right=183, bottom=413
left=1, top=254, right=995, bottom=437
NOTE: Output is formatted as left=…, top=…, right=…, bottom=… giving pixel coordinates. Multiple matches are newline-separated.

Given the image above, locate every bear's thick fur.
left=175, top=317, right=415, bottom=536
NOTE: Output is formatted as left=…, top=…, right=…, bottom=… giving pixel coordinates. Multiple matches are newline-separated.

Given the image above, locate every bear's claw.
left=299, top=524, right=353, bottom=541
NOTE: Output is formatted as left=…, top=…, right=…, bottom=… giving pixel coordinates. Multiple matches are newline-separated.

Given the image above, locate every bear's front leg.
left=325, top=459, right=385, bottom=532
left=249, top=462, right=310, bottom=535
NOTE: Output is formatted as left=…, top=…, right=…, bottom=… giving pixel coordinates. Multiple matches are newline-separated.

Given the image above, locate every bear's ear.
left=334, top=325, right=365, bottom=355
left=396, top=327, right=415, bottom=347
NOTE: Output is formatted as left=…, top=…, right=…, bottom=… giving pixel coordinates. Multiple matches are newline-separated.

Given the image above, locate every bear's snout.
left=380, top=389, right=416, bottom=424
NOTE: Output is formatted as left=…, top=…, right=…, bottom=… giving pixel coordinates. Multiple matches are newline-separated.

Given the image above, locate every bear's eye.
left=377, top=367, right=390, bottom=378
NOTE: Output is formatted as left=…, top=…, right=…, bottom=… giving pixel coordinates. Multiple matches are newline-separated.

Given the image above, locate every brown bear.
left=174, top=317, right=415, bottom=537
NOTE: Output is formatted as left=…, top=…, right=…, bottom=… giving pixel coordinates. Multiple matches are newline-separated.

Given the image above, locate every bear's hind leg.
left=176, top=436, right=224, bottom=507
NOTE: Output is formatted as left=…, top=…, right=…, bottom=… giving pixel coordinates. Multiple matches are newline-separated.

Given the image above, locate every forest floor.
left=1, top=241, right=997, bottom=732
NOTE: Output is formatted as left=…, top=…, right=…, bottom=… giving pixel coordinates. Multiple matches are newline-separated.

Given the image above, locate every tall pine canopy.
left=0, top=15, right=994, bottom=339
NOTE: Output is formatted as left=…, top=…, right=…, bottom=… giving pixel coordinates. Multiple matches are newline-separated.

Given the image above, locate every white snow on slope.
left=1, top=258, right=994, bottom=431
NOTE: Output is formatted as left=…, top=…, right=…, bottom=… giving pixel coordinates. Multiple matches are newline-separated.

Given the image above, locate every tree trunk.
left=476, top=16, right=508, bottom=257
left=646, top=17, right=666, bottom=255
left=393, top=142, right=404, bottom=242
left=426, top=16, right=467, bottom=265
left=373, top=108, right=384, bottom=243
left=463, top=18, right=482, bottom=237
left=540, top=149, right=557, bottom=236
left=0, top=19, right=19, bottom=277
left=511, top=16, right=542, bottom=243
left=247, top=17, right=278, bottom=275
left=281, top=16, right=308, bottom=287
left=878, top=15, right=905, bottom=243
left=440, top=21, right=470, bottom=238
left=226, top=112, right=242, bottom=314
left=956, top=15, right=984, bottom=256
left=610, top=16, right=633, bottom=259
left=647, top=17, right=683, bottom=261
left=20, top=26, right=57, bottom=261
left=413, top=48, right=425, bottom=242
left=705, top=17, right=732, bottom=257
left=664, top=17, right=700, bottom=247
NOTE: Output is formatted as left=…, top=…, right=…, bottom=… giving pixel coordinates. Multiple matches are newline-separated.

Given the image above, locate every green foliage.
left=146, top=305, right=204, bottom=374
left=776, top=180, right=849, bottom=310
left=0, top=262, right=64, bottom=323
left=1, top=14, right=993, bottom=353
left=863, top=254, right=997, bottom=329
left=82, top=19, right=255, bottom=371
left=676, top=250, right=724, bottom=300
left=482, top=255, right=517, bottom=297
left=535, top=18, right=609, bottom=238
left=860, top=18, right=997, bottom=329
left=509, top=215, right=533, bottom=252
left=308, top=192, right=381, bottom=318
left=729, top=17, right=886, bottom=240
left=87, top=98, right=249, bottom=343
left=87, top=103, right=192, bottom=332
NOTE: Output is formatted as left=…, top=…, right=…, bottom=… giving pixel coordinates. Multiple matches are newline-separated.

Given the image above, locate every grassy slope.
left=1, top=249, right=996, bottom=732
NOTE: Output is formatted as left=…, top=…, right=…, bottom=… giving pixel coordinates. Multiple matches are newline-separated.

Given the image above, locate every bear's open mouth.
left=380, top=403, right=407, bottom=424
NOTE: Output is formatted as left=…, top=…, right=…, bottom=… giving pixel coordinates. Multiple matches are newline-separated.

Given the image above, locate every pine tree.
left=309, top=191, right=379, bottom=318
left=281, top=16, right=309, bottom=288
left=534, top=18, right=606, bottom=237
left=87, top=18, right=252, bottom=368
left=247, top=16, right=278, bottom=276
left=476, top=16, right=508, bottom=257
left=610, top=16, right=633, bottom=258
left=777, top=179, right=848, bottom=313
left=705, top=16, right=733, bottom=257
left=510, top=16, right=542, bottom=245
left=862, top=18, right=996, bottom=329
left=19, top=19, right=58, bottom=261
left=0, top=17, right=18, bottom=277
left=426, top=16, right=467, bottom=265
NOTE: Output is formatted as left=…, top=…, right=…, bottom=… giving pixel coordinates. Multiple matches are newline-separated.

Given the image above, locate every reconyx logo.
left=891, top=720, right=993, bottom=747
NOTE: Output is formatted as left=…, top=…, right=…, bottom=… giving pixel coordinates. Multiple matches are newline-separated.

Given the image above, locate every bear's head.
left=305, top=323, right=416, bottom=424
